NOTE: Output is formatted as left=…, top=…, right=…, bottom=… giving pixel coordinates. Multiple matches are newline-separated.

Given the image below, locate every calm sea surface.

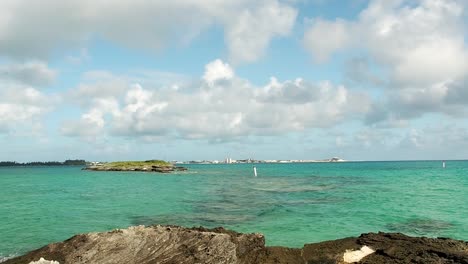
left=1, top=161, right=467, bottom=259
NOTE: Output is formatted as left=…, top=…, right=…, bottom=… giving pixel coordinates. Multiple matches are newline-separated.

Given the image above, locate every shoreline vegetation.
left=83, top=160, right=188, bottom=173
left=3, top=225, right=467, bottom=264
left=0, top=160, right=86, bottom=167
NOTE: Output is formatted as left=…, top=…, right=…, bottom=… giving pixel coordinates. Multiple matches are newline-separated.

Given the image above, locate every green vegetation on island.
left=84, top=160, right=187, bottom=173
left=105, top=160, right=172, bottom=168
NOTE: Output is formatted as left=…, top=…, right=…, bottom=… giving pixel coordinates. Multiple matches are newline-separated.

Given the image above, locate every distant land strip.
left=0, top=160, right=86, bottom=166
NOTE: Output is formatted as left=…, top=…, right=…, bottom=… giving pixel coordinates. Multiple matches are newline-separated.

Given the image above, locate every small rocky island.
left=83, top=160, right=187, bottom=173
left=4, top=225, right=467, bottom=264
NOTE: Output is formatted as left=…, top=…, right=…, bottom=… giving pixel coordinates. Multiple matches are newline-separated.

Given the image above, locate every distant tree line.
left=0, top=159, right=87, bottom=167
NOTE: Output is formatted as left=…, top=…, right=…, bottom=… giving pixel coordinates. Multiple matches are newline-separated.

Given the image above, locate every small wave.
left=0, top=254, right=17, bottom=263
left=251, top=185, right=334, bottom=193
left=175, top=170, right=199, bottom=174
left=130, top=212, right=253, bottom=227
left=193, top=213, right=253, bottom=225
left=281, top=197, right=346, bottom=205
left=256, top=204, right=293, bottom=217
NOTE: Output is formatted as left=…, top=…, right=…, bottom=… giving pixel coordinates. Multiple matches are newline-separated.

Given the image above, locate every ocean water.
left=1, top=161, right=467, bottom=259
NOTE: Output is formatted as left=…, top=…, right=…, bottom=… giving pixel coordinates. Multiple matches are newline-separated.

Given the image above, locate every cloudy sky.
left=1, top=0, right=467, bottom=162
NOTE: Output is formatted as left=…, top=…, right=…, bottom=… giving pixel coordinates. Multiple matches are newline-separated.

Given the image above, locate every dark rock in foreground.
left=4, top=225, right=467, bottom=264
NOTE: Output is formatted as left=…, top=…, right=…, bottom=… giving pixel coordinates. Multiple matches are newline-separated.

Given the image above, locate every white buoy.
left=253, top=166, right=257, bottom=177
left=442, top=161, right=446, bottom=168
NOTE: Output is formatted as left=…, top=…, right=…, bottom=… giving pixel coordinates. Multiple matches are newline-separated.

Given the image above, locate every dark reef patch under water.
left=386, top=218, right=454, bottom=236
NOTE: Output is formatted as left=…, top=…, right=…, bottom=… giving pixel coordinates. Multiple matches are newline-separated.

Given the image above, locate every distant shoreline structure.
left=177, top=157, right=347, bottom=164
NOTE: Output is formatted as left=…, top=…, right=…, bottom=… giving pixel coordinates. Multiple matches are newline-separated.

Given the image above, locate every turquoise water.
left=1, top=161, right=467, bottom=259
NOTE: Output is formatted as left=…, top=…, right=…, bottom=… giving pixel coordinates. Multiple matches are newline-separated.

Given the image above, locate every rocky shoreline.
left=83, top=165, right=187, bottom=173
left=3, top=225, right=467, bottom=264
left=83, top=160, right=187, bottom=173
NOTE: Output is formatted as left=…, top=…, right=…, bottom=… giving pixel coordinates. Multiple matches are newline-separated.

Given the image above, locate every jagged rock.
left=150, top=166, right=174, bottom=173
left=357, top=232, right=468, bottom=264
left=4, top=226, right=467, bottom=264
left=3, top=226, right=265, bottom=264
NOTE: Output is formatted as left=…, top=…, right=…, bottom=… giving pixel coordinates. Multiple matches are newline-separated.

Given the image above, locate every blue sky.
left=1, top=0, right=468, bottom=162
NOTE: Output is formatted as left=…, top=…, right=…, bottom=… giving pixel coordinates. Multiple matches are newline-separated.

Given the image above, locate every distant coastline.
left=0, top=157, right=347, bottom=167
left=2, top=158, right=464, bottom=167
left=0, top=160, right=86, bottom=167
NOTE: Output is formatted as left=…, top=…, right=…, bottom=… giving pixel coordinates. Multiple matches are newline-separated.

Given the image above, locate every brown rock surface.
left=3, top=226, right=467, bottom=264
left=357, top=232, right=468, bottom=264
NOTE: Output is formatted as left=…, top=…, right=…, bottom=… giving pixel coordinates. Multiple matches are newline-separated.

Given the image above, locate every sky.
left=1, top=0, right=468, bottom=162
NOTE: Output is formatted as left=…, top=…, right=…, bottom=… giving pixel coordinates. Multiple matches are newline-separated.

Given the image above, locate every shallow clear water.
left=1, top=161, right=467, bottom=258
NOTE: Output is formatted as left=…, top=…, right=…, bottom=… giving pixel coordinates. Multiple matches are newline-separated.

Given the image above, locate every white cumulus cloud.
left=61, top=59, right=370, bottom=141
left=0, top=85, right=57, bottom=134
left=224, top=0, right=297, bottom=64
left=0, top=0, right=297, bottom=64
left=203, top=59, right=235, bottom=85
left=303, top=18, right=351, bottom=63
left=303, top=0, right=468, bottom=124
left=0, top=61, right=58, bottom=134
